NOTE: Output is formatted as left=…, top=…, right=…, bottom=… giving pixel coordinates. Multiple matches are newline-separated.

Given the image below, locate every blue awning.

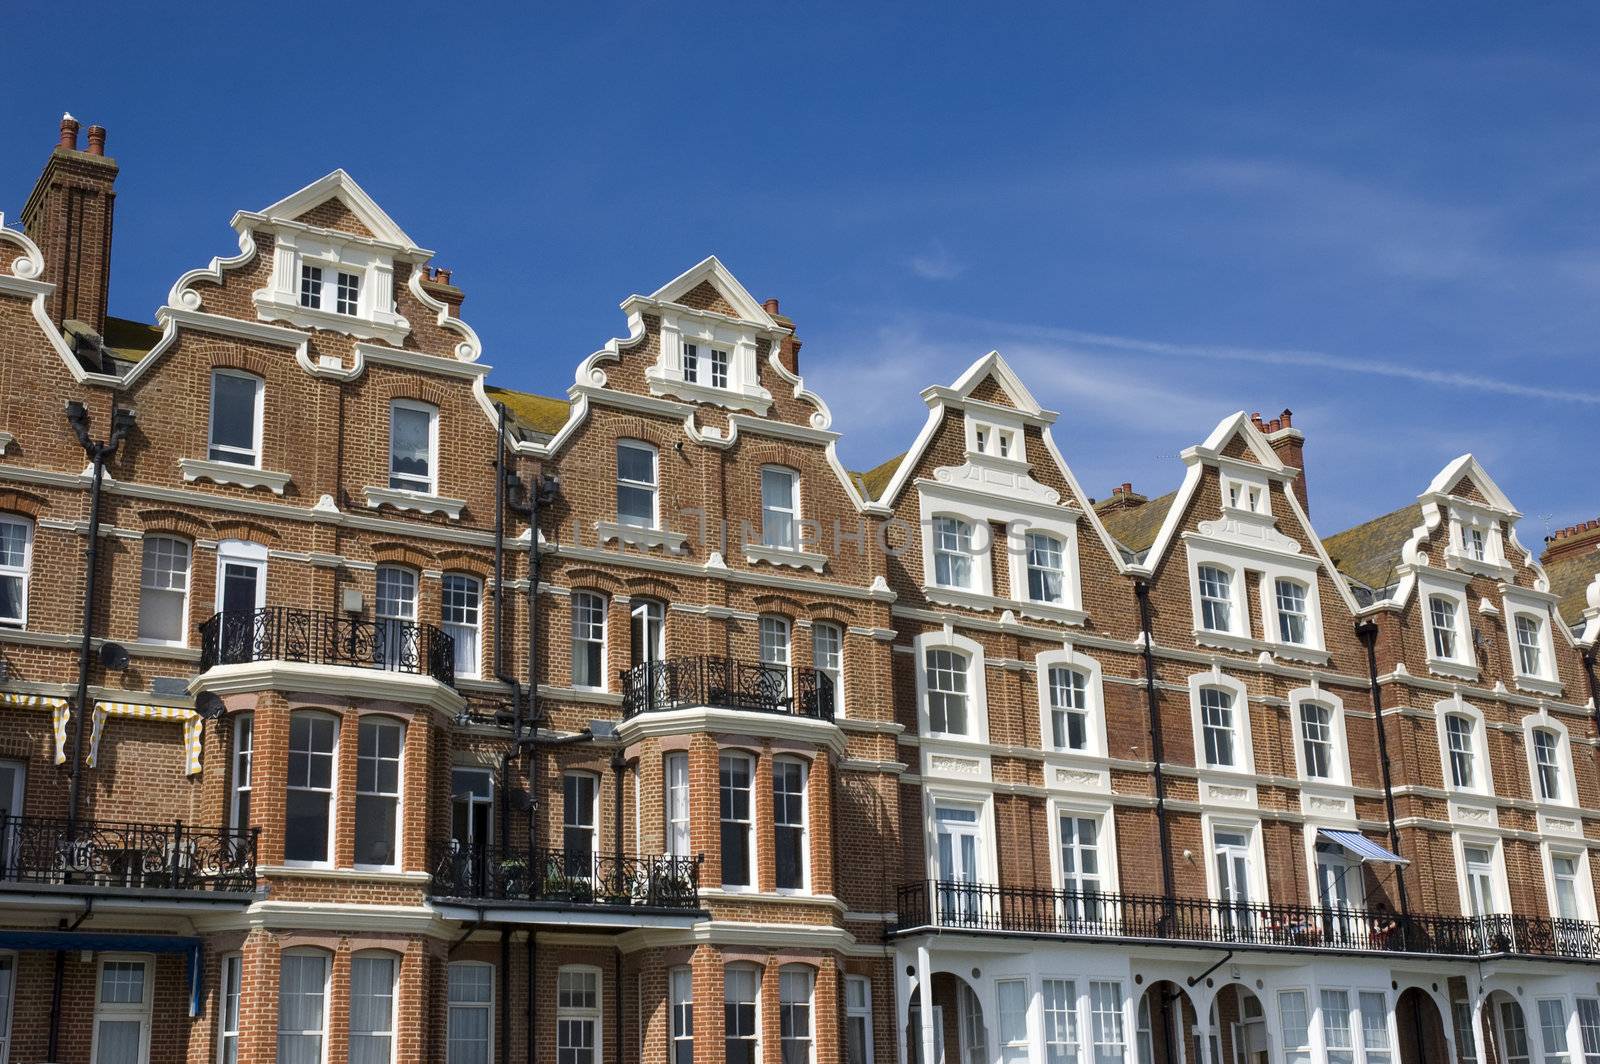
left=0, top=932, right=203, bottom=1016
left=1319, top=828, right=1408, bottom=865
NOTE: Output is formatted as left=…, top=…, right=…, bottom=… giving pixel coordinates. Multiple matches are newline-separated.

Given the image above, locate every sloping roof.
left=1545, top=540, right=1600, bottom=629
left=102, top=316, right=162, bottom=362
left=851, top=453, right=905, bottom=503
left=1322, top=502, right=1423, bottom=591
left=1098, top=490, right=1178, bottom=554
left=484, top=386, right=570, bottom=437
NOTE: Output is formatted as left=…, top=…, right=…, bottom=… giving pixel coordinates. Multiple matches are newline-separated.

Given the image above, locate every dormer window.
left=299, top=264, right=361, bottom=317
left=1198, top=565, right=1234, bottom=632
left=1463, top=525, right=1486, bottom=562
left=997, top=431, right=1013, bottom=458
left=682, top=344, right=729, bottom=389
left=966, top=417, right=1025, bottom=461
left=1225, top=477, right=1268, bottom=514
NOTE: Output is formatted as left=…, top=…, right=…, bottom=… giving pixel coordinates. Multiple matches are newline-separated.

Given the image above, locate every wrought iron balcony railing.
left=893, top=881, right=1600, bottom=961
left=0, top=814, right=259, bottom=894
left=620, top=655, right=835, bottom=720
left=430, top=843, right=702, bottom=911
left=199, top=607, right=456, bottom=687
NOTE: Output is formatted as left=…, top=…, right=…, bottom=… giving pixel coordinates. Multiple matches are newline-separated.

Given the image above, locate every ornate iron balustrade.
left=199, top=607, right=456, bottom=687
left=620, top=656, right=835, bottom=720
left=431, top=843, right=702, bottom=911
left=0, top=814, right=258, bottom=894
left=893, top=881, right=1600, bottom=961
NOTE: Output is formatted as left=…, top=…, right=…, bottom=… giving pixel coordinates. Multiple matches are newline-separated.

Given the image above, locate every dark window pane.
left=354, top=794, right=396, bottom=866
left=721, top=822, right=749, bottom=887
left=285, top=791, right=329, bottom=862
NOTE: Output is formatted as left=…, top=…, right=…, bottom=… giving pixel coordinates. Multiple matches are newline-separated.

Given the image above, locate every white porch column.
left=918, top=944, right=938, bottom=1064
left=1470, top=990, right=1491, bottom=1064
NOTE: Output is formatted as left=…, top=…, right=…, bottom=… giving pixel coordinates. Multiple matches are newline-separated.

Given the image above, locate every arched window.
left=137, top=535, right=191, bottom=645
left=349, top=950, right=398, bottom=1063
left=724, top=965, right=761, bottom=1064
left=278, top=948, right=331, bottom=1062
left=355, top=716, right=405, bottom=869
left=0, top=514, right=32, bottom=629
left=286, top=712, right=339, bottom=865
left=441, top=573, right=482, bottom=679
left=779, top=966, right=815, bottom=1063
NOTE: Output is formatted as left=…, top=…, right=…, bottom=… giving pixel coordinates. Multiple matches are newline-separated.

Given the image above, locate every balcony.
left=894, top=881, right=1600, bottom=962
left=0, top=815, right=259, bottom=895
left=620, top=655, right=835, bottom=720
left=199, top=607, right=456, bottom=687
left=430, top=844, right=702, bottom=913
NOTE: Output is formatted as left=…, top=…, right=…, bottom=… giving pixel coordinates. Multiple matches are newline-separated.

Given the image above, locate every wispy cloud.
left=942, top=314, right=1600, bottom=406
left=907, top=240, right=965, bottom=281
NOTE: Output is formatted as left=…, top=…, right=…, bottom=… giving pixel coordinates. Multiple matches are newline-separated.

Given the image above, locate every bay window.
left=218, top=954, right=242, bottom=1064
left=278, top=950, right=330, bottom=1064
left=355, top=717, right=404, bottom=869
left=845, top=976, right=874, bottom=1064
left=725, top=966, right=760, bottom=1064
left=670, top=967, right=694, bottom=1064
left=230, top=714, right=253, bottom=831
left=286, top=713, right=338, bottom=864
left=137, top=535, right=191, bottom=644
left=665, top=753, right=691, bottom=857
left=779, top=967, right=814, bottom=1064
left=388, top=400, right=437, bottom=493
left=349, top=952, right=397, bottom=1064
left=773, top=757, right=808, bottom=891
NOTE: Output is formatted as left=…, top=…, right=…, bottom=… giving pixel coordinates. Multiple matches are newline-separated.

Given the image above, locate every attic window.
left=683, top=344, right=729, bottom=389
left=299, top=265, right=361, bottom=317
left=998, top=431, right=1013, bottom=458
left=1462, top=526, right=1486, bottom=562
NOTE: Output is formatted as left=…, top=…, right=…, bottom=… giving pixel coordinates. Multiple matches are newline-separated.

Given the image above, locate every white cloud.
left=907, top=240, right=964, bottom=281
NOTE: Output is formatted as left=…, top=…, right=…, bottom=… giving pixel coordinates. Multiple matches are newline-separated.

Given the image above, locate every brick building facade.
left=0, top=116, right=1596, bottom=1064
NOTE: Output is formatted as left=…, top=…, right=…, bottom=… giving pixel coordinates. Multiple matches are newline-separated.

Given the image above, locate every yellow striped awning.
left=0, top=692, right=70, bottom=764
left=89, top=701, right=203, bottom=776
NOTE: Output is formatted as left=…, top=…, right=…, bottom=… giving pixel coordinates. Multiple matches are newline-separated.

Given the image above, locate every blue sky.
left=5, top=2, right=1598, bottom=537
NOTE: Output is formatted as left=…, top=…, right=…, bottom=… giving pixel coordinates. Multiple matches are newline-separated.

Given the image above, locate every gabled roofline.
left=632, top=254, right=783, bottom=332
left=235, top=169, right=424, bottom=253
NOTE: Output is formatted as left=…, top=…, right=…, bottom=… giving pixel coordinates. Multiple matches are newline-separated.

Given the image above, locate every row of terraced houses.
left=0, top=115, right=1597, bottom=1064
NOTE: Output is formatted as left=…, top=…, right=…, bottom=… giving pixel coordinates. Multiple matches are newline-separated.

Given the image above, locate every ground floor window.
left=95, top=956, right=151, bottom=1064
left=218, top=954, right=242, bottom=1064
left=725, top=965, right=760, bottom=1064
left=557, top=967, right=600, bottom=1064
left=845, top=975, right=874, bottom=1064
left=350, top=953, right=397, bottom=1064
left=669, top=966, right=693, bottom=1064
left=279, top=950, right=330, bottom=1064
left=448, top=962, right=493, bottom=1064
left=779, top=967, right=814, bottom=1064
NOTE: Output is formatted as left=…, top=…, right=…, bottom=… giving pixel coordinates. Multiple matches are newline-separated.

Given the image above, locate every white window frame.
left=995, top=977, right=1031, bottom=1064
left=0, top=514, right=30, bottom=630
left=563, top=771, right=600, bottom=863
left=719, top=751, right=756, bottom=891
left=923, top=789, right=1000, bottom=894
left=448, top=961, right=495, bottom=1064
left=1289, top=687, right=1348, bottom=785
left=93, top=954, right=153, bottom=1064
left=1042, top=978, right=1081, bottom=1064
left=1444, top=505, right=1507, bottom=573
left=1222, top=471, right=1270, bottom=516
left=1051, top=802, right=1115, bottom=912
left=1191, top=672, right=1254, bottom=774
left=1419, top=574, right=1477, bottom=677
left=931, top=515, right=978, bottom=591
left=1503, top=590, right=1563, bottom=692
left=665, top=753, right=690, bottom=858
left=845, top=975, right=874, bottom=1064
left=1089, top=980, right=1129, bottom=1064
left=1194, top=562, right=1240, bottom=635
left=137, top=534, right=192, bottom=645
left=1455, top=834, right=1509, bottom=917
left=1537, top=998, right=1572, bottom=1064
left=1545, top=846, right=1596, bottom=923
left=1274, top=576, right=1312, bottom=646
left=570, top=591, right=608, bottom=690
left=779, top=966, right=816, bottom=1064
left=1025, top=530, right=1067, bottom=605
left=217, top=952, right=242, bottom=1064
left=1202, top=815, right=1268, bottom=919
left=388, top=399, right=439, bottom=495
left=760, top=466, right=801, bottom=550
left=285, top=710, right=339, bottom=867
left=772, top=755, right=810, bottom=894
left=441, top=572, right=482, bottom=680
left=616, top=439, right=659, bottom=529
left=556, top=966, right=603, bottom=1064
left=916, top=631, right=990, bottom=743
left=669, top=966, right=694, bottom=1064
left=812, top=621, right=844, bottom=717
left=349, top=950, right=398, bottom=1064
left=278, top=949, right=330, bottom=1064
left=1279, top=989, right=1314, bottom=1064
left=230, top=713, right=253, bottom=833
left=354, top=715, right=405, bottom=871
left=759, top=614, right=792, bottom=695
left=1523, top=714, right=1576, bottom=807
left=724, top=963, right=762, bottom=1063
left=215, top=539, right=268, bottom=613
left=1035, top=648, right=1106, bottom=757
left=207, top=369, right=264, bottom=468
left=1435, top=697, right=1492, bottom=797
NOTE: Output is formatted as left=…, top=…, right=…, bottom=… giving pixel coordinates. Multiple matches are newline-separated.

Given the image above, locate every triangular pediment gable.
left=647, top=256, right=779, bottom=329
left=942, top=350, right=1046, bottom=414
left=1424, top=454, right=1518, bottom=515
left=253, top=169, right=420, bottom=250
left=1197, top=411, right=1286, bottom=470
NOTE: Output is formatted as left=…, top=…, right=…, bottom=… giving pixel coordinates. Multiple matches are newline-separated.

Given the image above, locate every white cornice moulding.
left=595, top=520, right=689, bottom=554
left=178, top=458, right=292, bottom=496
left=253, top=291, right=410, bottom=346
left=744, top=543, right=827, bottom=574
left=616, top=705, right=847, bottom=758
left=189, top=660, right=465, bottom=717
left=363, top=486, right=465, bottom=521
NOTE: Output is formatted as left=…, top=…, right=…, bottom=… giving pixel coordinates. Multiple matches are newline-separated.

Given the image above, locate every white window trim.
left=811, top=621, right=845, bottom=718
left=1201, top=814, right=1269, bottom=912
left=1035, top=647, right=1107, bottom=757
left=348, top=950, right=399, bottom=1064
left=1189, top=671, right=1255, bottom=775
left=230, top=713, right=253, bottom=832
left=1443, top=503, right=1510, bottom=576
left=923, top=786, right=1000, bottom=888
left=257, top=229, right=410, bottom=346
left=217, top=952, right=242, bottom=1064
left=1503, top=589, right=1563, bottom=694
left=136, top=534, right=192, bottom=646
left=647, top=308, right=773, bottom=414
left=388, top=399, right=439, bottom=496
left=1453, top=833, right=1511, bottom=917
left=669, top=965, right=695, bottom=1064
left=93, top=953, right=153, bottom=1064
left=1264, top=573, right=1326, bottom=654
left=927, top=513, right=987, bottom=594
left=845, top=975, right=875, bottom=1064
left=285, top=710, right=339, bottom=869
left=570, top=591, right=609, bottom=692
left=1191, top=558, right=1245, bottom=638
left=447, top=960, right=495, bottom=1064
left=664, top=752, right=690, bottom=858
left=207, top=368, right=264, bottom=469
left=913, top=630, right=990, bottom=744
left=1048, top=799, right=1119, bottom=897
left=778, top=965, right=817, bottom=1064
left=441, top=572, right=483, bottom=680
left=759, top=614, right=793, bottom=694
left=1434, top=696, right=1493, bottom=798
left=215, top=539, right=269, bottom=613
left=557, top=965, right=604, bottom=1064
left=1221, top=468, right=1271, bottom=516
left=0, top=514, right=30, bottom=630
left=772, top=755, right=811, bottom=895
left=723, top=963, right=764, bottom=1063
left=719, top=749, right=757, bottom=892
left=1287, top=686, right=1350, bottom=786
left=759, top=465, right=802, bottom=551
left=1542, top=844, right=1597, bottom=924
left=278, top=948, right=332, bottom=1064
left=615, top=439, right=661, bottom=529
left=1418, top=573, right=1478, bottom=679
left=563, top=770, right=601, bottom=862
left=299, top=261, right=364, bottom=317
left=1009, top=521, right=1082, bottom=612
left=354, top=715, right=405, bottom=872
left=1522, top=712, right=1576, bottom=808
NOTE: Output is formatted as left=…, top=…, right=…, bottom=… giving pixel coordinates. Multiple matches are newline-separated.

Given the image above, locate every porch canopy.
left=1318, top=828, right=1408, bottom=864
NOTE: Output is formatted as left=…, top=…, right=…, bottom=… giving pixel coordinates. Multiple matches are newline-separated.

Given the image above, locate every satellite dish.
left=98, top=642, right=129, bottom=670
left=195, top=692, right=227, bottom=721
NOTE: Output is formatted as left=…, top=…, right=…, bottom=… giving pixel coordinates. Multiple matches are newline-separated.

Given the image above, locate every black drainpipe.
left=1356, top=620, right=1411, bottom=921
left=1135, top=580, right=1177, bottom=928
left=611, top=749, right=626, bottom=864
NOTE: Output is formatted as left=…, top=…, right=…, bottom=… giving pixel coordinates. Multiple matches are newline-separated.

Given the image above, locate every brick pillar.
left=814, top=955, right=841, bottom=1064
left=402, top=711, right=432, bottom=872
left=335, top=708, right=358, bottom=867
left=694, top=948, right=725, bottom=1064
left=754, top=746, right=774, bottom=893
left=691, top=735, right=721, bottom=886
left=327, top=947, right=351, bottom=1064
left=252, top=696, right=289, bottom=867
left=238, top=931, right=281, bottom=1063
left=809, top=752, right=835, bottom=897
left=396, top=939, right=429, bottom=1064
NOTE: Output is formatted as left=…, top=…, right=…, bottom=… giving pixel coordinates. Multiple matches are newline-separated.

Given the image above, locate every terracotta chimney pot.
left=58, top=113, right=79, bottom=151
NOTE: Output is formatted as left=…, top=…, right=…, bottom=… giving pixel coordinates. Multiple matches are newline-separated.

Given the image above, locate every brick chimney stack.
left=420, top=265, right=465, bottom=317
left=1095, top=482, right=1149, bottom=515
left=1253, top=408, right=1309, bottom=514
left=765, top=298, right=802, bottom=375
left=20, top=113, right=120, bottom=336
left=1543, top=518, right=1600, bottom=565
